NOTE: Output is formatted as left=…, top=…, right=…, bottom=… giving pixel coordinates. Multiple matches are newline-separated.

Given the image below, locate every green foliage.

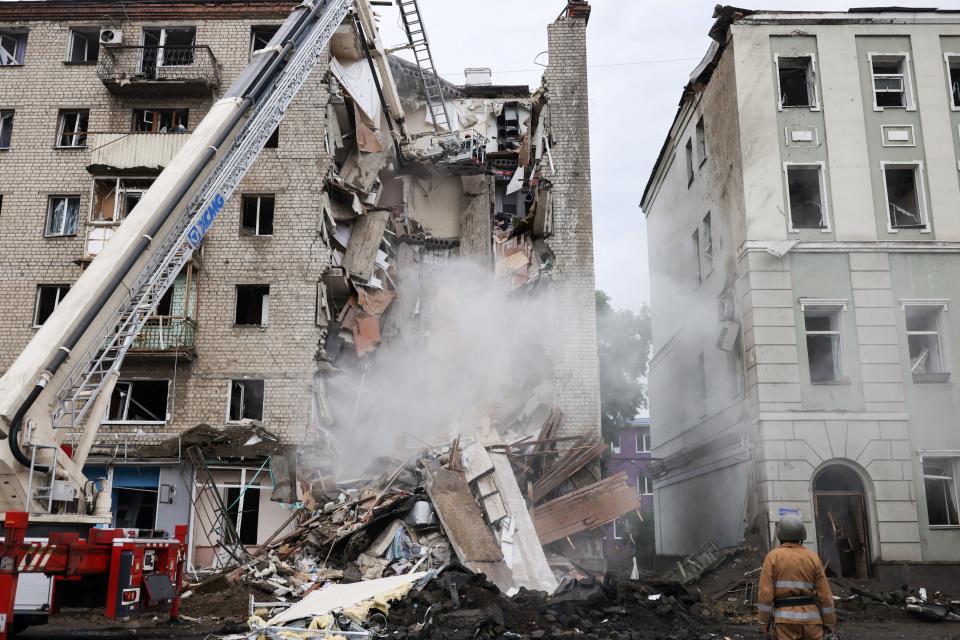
left=596, top=290, right=652, bottom=439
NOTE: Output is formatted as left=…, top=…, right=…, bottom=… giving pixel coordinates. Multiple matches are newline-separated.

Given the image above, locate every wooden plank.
left=342, top=209, right=388, bottom=282
left=532, top=472, right=642, bottom=545
left=531, top=439, right=607, bottom=504
left=423, top=467, right=503, bottom=563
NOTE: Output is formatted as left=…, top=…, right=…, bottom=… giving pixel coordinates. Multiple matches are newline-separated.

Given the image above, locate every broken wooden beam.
left=532, top=471, right=643, bottom=545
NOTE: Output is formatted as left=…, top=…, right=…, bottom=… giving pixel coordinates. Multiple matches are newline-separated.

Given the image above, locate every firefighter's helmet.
left=775, top=515, right=807, bottom=543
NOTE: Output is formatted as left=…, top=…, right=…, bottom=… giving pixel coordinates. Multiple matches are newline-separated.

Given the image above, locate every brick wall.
left=544, top=11, right=601, bottom=438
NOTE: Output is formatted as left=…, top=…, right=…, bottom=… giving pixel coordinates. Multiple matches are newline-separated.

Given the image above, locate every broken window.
left=92, top=178, right=153, bottom=222
left=786, top=165, right=826, bottom=230
left=695, top=116, right=706, bottom=164
left=228, top=379, right=264, bottom=422
left=637, top=433, right=651, bottom=453
left=45, top=195, right=80, bottom=237
left=906, top=306, right=947, bottom=375
left=884, top=165, right=925, bottom=230
left=68, top=28, right=100, bottom=63
left=0, top=110, right=12, bottom=149
left=264, top=126, right=279, bottom=149
left=610, top=435, right=621, bottom=455
left=0, top=30, right=26, bottom=66
left=250, top=25, right=280, bottom=58
left=106, top=380, right=169, bottom=423
left=804, top=305, right=844, bottom=383
left=496, top=101, right=521, bottom=141
left=639, top=475, right=653, bottom=495
left=241, top=195, right=275, bottom=236
left=141, top=27, right=196, bottom=72
left=685, top=138, right=694, bottom=186
left=225, top=486, right=260, bottom=545
left=56, top=110, right=89, bottom=148
left=692, top=228, right=701, bottom=285
left=34, top=284, right=70, bottom=326
left=235, top=285, right=270, bottom=326
left=924, top=459, right=959, bottom=527
left=612, top=517, right=629, bottom=540
left=702, top=212, right=713, bottom=270
left=872, top=56, right=909, bottom=108
left=949, top=56, right=960, bottom=108
left=778, top=56, right=815, bottom=108
left=132, top=108, right=188, bottom=133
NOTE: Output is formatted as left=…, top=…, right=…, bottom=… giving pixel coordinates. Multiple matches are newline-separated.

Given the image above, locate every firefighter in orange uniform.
left=758, top=515, right=838, bottom=640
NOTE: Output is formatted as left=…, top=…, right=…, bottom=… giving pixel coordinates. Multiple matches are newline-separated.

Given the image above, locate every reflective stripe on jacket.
left=758, top=542, right=837, bottom=626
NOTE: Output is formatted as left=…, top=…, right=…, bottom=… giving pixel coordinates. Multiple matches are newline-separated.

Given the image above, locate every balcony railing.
left=87, top=131, right=191, bottom=173
left=97, top=45, right=221, bottom=97
left=129, top=316, right=197, bottom=358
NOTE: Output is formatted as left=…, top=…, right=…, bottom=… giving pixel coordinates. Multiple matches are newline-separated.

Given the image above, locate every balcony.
left=129, top=317, right=197, bottom=360
left=87, top=132, right=190, bottom=173
left=97, top=45, right=221, bottom=98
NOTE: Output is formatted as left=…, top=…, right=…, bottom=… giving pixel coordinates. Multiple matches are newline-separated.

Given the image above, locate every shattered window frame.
left=947, top=54, right=960, bottom=109
left=882, top=162, right=927, bottom=232
left=612, top=516, right=630, bottom=540
left=0, top=110, right=13, bottom=149
left=56, top=109, right=89, bottom=148
left=684, top=138, right=694, bottom=187
left=870, top=53, right=914, bottom=111
left=45, top=195, right=81, bottom=237
left=904, top=304, right=949, bottom=377
left=105, top=379, right=170, bottom=424
left=701, top=211, right=713, bottom=274
left=67, top=27, right=100, bottom=64
left=692, top=228, right=701, bottom=286
left=776, top=55, right=819, bottom=110
left=923, top=458, right=960, bottom=528
left=240, top=194, right=275, bottom=237
left=784, top=162, right=830, bottom=232
left=33, top=284, right=70, bottom=327
left=249, top=24, right=281, bottom=60
left=803, top=303, right=846, bottom=384
left=695, top=116, right=706, bottom=165
left=0, top=29, right=27, bottom=66
left=131, top=108, right=189, bottom=133
left=227, top=378, right=265, bottom=423
left=90, top=177, right=154, bottom=223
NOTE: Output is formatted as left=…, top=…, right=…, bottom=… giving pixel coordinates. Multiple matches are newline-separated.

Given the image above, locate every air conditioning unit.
left=99, top=28, right=122, bottom=46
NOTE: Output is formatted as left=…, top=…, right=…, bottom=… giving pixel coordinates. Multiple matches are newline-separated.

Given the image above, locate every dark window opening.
left=496, top=101, right=521, bottom=144
left=950, top=59, right=960, bottom=108
left=685, top=138, right=694, bottom=186
left=140, top=27, right=196, bottom=75
left=250, top=25, right=280, bottom=58
left=906, top=307, right=945, bottom=375
left=787, top=165, right=825, bottom=229
left=884, top=166, right=923, bottom=229
left=805, top=308, right=843, bottom=383
left=0, top=30, right=27, bottom=66
left=107, top=380, right=169, bottom=422
left=68, top=28, right=100, bottom=63
left=923, top=459, right=959, bottom=527
left=155, top=286, right=174, bottom=316
left=264, top=126, right=279, bottom=149
left=57, top=110, right=89, bottom=148
left=34, top=284, right=70, bottom=326
left=225, top=486, right=260, bottom=545
left=0, top=111, right=13, bottom=149
left=229, top=379, right=264, bottom=422
left=778, top=57, right=814, bottom=107
left=235, top=284, right=270, bottom=326
left=695, top=117, right=706, bottom=164
left=114, top=487, right=157, bottom=530
left=873, top=58, right=907, bottom=108
left=241, top=195, right=275, bottom=236
left=132, top=108, right=188, bottom=133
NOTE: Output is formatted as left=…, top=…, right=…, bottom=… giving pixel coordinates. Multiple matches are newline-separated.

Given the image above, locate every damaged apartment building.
left=0, top=0, right=602, bottom=571
left=642, top=7, right=960, bottom=576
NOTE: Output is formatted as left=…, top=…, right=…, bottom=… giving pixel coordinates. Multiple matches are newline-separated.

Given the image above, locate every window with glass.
left=0, top=110, right=12, bottom=149
left=804, top=305, right=844, bottom=383
left=637, top=433, right=651, bottom=453
left=639, top=475, right=654, bottom=495
left=872, top=56, right=909, bottom=108
left=45, top=196, right=80, bottom=237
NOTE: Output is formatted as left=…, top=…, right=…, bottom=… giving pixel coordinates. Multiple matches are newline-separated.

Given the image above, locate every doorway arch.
left=812, top=464, right=871, bottom=578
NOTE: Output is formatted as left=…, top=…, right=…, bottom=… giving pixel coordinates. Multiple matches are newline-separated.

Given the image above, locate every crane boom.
left=0, top=0, right=398, bottom=521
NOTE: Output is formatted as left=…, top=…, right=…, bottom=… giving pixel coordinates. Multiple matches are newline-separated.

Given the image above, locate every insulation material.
left=353, top=314, right=381, bottom=357
left=330, top=56, right=382, bottom=125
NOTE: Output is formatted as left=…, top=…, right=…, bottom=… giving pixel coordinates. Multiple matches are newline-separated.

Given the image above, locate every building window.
left=612, top=517, right=629, bottom=540
left=804, top=305, right=844, bottom=383
left=92, top=178, right=153, bottom=223
left=949, top=55, right=960, bottom=108
left=225, top=485, right=260, bottom=545
left=685, top=138, right=694, bottom=186
left=56, top=110, right=89, bottom=148
left=141, top=27, right=196, bottom=71
left=905, top=305, right=948, bottom=376
left=637, top=433, right=651, bottom=453
left=241, top=195, right=275, bottom=236
left=34, top=284, right=70, bottom=326
left=692, top=229, right=701, bottom=285
left=68, top=28, right=100, bottom=63
left=106, top=380, right=169, bottom=423
left=639, top=475, right=653, bottom=495
left=45, top=196, right=80, bottom=237
left=132, top=108, right=188, bottom=133
left=0, top=30, right=27, bottom=66
left=250, top=25, right=280, bottom=59
left=610, top=435, right=621, bottom=455
left=923, top=458, right=959, bottom=527
left=883, top=164, right=925, bottom=230
left=0, top=110, right=12, bottom=149
left=229, top=379, right=264, bottom=422
left=235, top=285, right=270, bottom=326
left=264, top=126, right=279, bottom=149
left=695, top=117, right=706, bottom=165
left=871, top=55, right=911, bottom=109
left=777, top=56, right=816, bottom=108
left=702, top=212, right=713, bottom=271
left=785, top=164, right=828, bottom=231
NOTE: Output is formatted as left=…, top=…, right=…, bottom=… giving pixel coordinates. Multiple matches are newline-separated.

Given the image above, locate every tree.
left=596, top=290, right=652, bottom=438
